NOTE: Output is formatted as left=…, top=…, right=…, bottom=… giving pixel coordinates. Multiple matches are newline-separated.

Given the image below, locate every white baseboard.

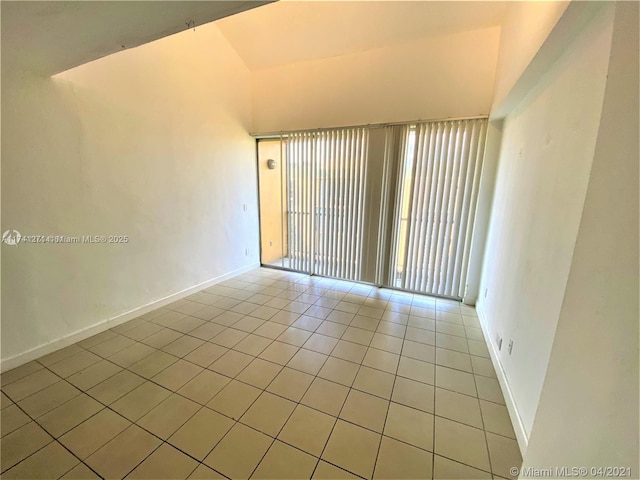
left=476, top=302, right=529, bottom=456
left=0, top=262, right=260, bottom=373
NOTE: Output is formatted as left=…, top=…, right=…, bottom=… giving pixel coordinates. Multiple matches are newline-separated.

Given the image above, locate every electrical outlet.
left=495, top=334, right=502, bottom=351
left=508, top=340, right=514, bottom=355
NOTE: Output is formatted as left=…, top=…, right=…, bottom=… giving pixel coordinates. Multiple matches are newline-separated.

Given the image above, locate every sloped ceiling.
left=217, top=1, right=507, bottom=70
left=1, top=0, right=271, bottom=76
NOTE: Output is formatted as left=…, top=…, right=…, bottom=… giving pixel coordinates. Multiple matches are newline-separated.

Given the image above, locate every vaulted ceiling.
left=216, top=1, right=507, bottom=70
left=1, top=1, right=270, bottom=76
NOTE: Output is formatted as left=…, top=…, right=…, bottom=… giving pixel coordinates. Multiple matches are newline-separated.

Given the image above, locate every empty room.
left=1, top=1, right=638, bottom=479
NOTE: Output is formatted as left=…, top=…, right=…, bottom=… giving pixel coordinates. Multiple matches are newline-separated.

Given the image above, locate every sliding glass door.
left=257, top=118, right=487, bottom=299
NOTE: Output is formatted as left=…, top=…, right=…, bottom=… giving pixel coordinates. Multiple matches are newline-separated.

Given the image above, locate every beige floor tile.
left=67, top=360, right=122, bottom=391
left=278, top=327, right=313, bottom=347
left=87, top=370, right=145, bottom=405
left=138, top=393, right=200, bottom=439
left=374, top=435, right=433, bottom=479
left=88, top=335, right=136, bottom=358
left=340, top=389, right=389, bottom=433
left=192, top=305, right=225, bottom=321
left=38, top=394, right=103, bottom=437
left=370, top=333, right=403, bottom=354
left=204, top=422, right=272, bottom=478
left=189, top=322, right=226, bottom=342
left=287, top=348, right=328, bottom=375
left=259, top=341, right=299, bottom=365
left=279, top=404, right=336, bottom=456
left=434, top=416, right=490, bottom=471
left=188, top=464, right=226, bottom=479
left=398, top=356, right=435, bottom=385
left=266, top=367, right=315, bottom=402
left=470, top=356, right=497, bottom=378
left=475, top=376, right=505, bottom=404
left=108, top=342, right=156, bottom=368
left=162, top=335, right=205, bottom=357
left=433, top=455, right=491, bottom=479
left=0, top=405, right=31, bottom=437
left=404, top=326, right=435, bottom=345
left=59, top=408, right=131, bottom=459
left=384, top=402, right=434, bottom=451
left=253, top=440, right=317, bottom=479
left=301, top=378, right=349, bottom=416
left=212, top=311, right=244, bottom=327
left=486, top=432, right=522, bottom=480
left=1, top=422, right=52, bottom=472
left=209, top=350, right=254, bottom=377
left=402, top=340, right=436, bottom=363
left=376, top=321, right=407, bottom=338
left=435, top=347, right=473, bottom=373
left=178, top=369, right=231, bottom=405
left=184, top=342, right=228, bottom=368
left=111, top=381, right=171, bottom=421
left=86, top=424, right=161, bottom=479
left=17, top=380, right=80, bottom=418
left=318, top=357, right=360, bottom=387
left=2, top=368, right=60, bottom=401
left=327, top=310, right=356, bottom=325
left=467, top=339, right=490, bottom=358
left=2, top=440, right=79, bottom=479
left=304, top=333, right=339, bottom=354
left=331, top=340, right=368, bottom=363
left=342, top=327, right=374, bottom=346
left=1, top=362, right=44, bottom=387
left=435, top=333, right=469, bottom=353
left=312, top=461, right=357, bottom=479
left=207, top=380, right=262, bottom=420
left=350, top=315, right=380, bottom=332
left=435, top=365, right=477, bottom=396
left=0, top=391, right=12, bottom=410
left=212, top=328, right=249, bottom=348
left=322, top=419, right=381, bottom=478
left=315, top=321, right=348, bottom=339
left=436, top=321, right=467, bottom=337
left=129, top=351, right=179, bottom=379
left=362, top=348, right=400, bottom=374
left=123, top=322, right=164, bottom=341
left=61, top=463, right=101, bottom=479
left=127, top=443, right=199, bottom=479
left=151, top=311, right=186, bottom=328
left=435, top=386, right=482, bottom=428
left=306, top=305, right=333, bottom=320
left=170, top=317, right=207, bottom=335
left=353, top=366, right=395, bottom=399
left=168, top=407, right=234, bottom=460
left=152, top=359, right=203, bottom=391
left=240, top=391, right=296, bottom=436
left=392, top=376, right=435, bottom=413
left=292, top=315, right=323, bottom=332
left=271, top=310, right=302, bottom=326
left=37, top=345, right=84, bottom=367
left=234, top=334, right=273, bottom=356
left=233, top=316, right=267, bottom=333
left=480, top=400, right=516, bottom=438
left=249, top=305, right=280, bottom=320
left=253, top=322, right=288, bottom=339
left=237, top=358, right=283, bottom=389
left=408, top=317, right=435, bottom=331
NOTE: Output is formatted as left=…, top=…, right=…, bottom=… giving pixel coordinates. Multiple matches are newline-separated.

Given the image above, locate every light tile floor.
left=0, top=268, right=522, bottom=479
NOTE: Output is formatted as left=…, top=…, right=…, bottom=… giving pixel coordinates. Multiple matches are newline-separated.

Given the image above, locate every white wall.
left=252, top=26, right=500, bottom=133
left=523, top=2, right=639, bottom=474
left=476, top=4, right=615, bottom=446
left=491, top=1, right=569, bottom=112
left=1, top=24, right=260, bottom=367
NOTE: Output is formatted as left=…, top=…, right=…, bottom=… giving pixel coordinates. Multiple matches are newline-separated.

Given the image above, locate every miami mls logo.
left=2, top=229, right=22, bottom=245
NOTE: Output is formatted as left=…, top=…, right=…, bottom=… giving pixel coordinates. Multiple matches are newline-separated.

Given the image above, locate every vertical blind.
left=267, top=117, right=487, bottom=299
left=286, top=128, right=369, bottom=281
left=389, top=119, right=487, bottom=297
